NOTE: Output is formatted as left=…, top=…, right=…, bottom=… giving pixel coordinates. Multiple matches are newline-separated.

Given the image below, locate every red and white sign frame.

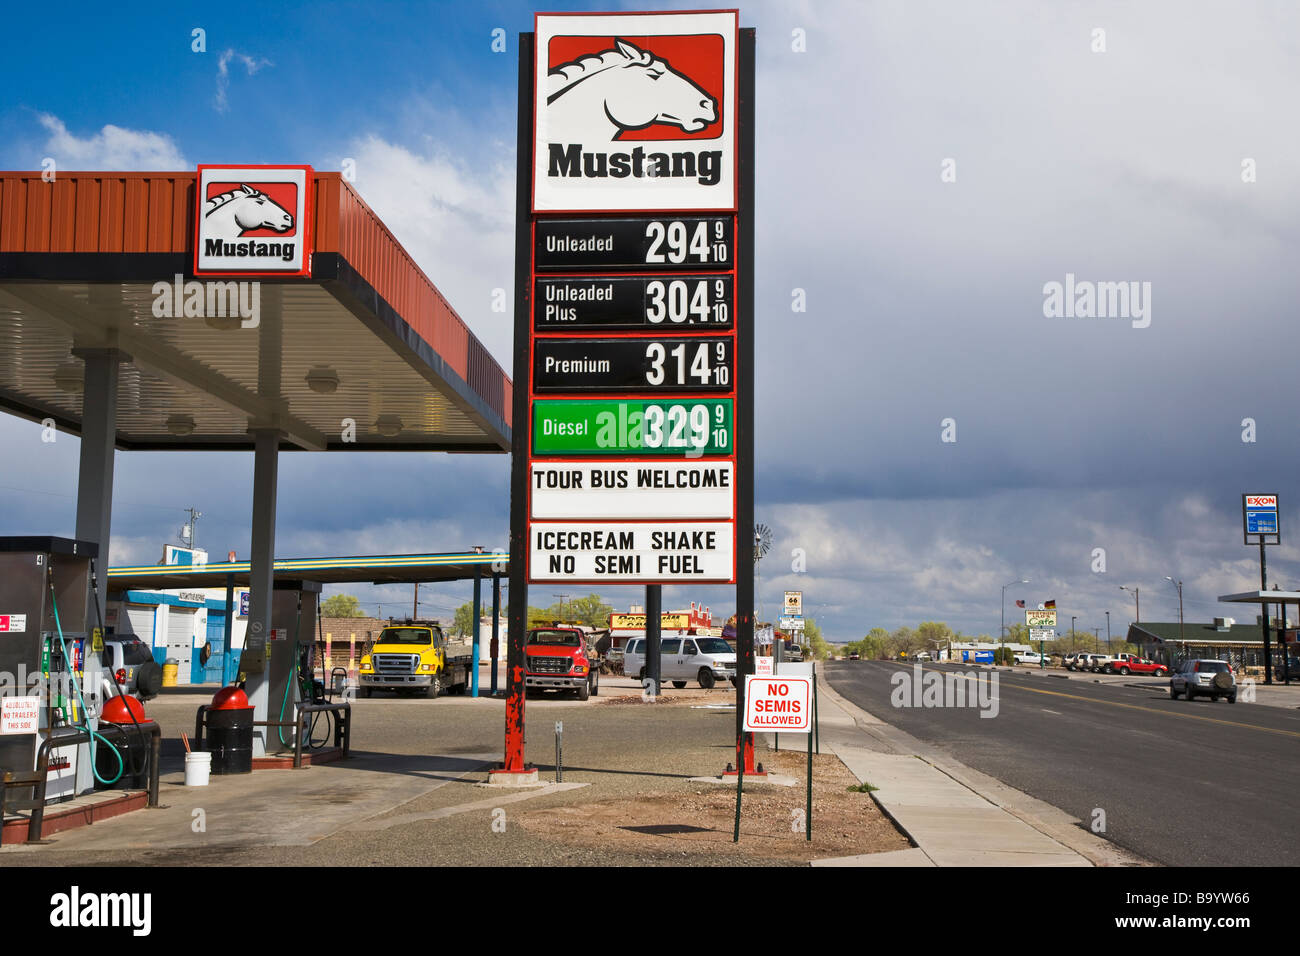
left=533, top=10, right=739, bottom=213
left=194, top=164, right=314, bottom=277
left=742, top=675, right=811, bottom=733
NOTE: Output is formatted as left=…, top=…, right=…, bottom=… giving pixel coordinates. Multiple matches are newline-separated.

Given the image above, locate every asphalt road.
left=823, top=659, right=1300, bottom=866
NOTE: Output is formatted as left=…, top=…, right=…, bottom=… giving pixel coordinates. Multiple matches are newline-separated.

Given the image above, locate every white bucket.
left=185, top=751, right=212, bottom=787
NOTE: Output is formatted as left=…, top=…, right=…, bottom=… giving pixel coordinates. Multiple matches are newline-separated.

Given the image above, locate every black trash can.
left=93, top=723, right=151, bottom=790
left=206, top=687, right=254, bottom=774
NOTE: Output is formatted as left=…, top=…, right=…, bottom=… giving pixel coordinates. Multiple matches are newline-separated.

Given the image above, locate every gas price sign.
left=1243, top=493, right=1279, bottom=543
left=518, top=9, right=745, bottom=587
left=535, top=217, right=734, bottom=271
left=533, top=337, right=732, bottom=392
left=534, top=275, right=733, bottom=331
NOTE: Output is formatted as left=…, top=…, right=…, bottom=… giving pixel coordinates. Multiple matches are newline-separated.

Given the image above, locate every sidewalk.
left=798, top=678, right=1147, bottom=867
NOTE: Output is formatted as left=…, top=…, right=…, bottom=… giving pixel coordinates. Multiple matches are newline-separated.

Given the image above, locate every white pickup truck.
left=1013, top=651, right=1048, bottom=665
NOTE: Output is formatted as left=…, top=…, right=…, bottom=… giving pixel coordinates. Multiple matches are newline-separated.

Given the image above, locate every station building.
left=1127, top=619, right=1296, bottom=670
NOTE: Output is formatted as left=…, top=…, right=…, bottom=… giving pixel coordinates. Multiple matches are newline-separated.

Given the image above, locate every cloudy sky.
left=2, top=0, right=1298, bottom=642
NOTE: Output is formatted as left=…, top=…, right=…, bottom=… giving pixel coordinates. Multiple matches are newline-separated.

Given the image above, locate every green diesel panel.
left=532, top=399, right=733, bottom=456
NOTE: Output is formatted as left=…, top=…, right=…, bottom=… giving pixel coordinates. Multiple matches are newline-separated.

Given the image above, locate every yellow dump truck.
left=358, top=620, right=473, bottom=698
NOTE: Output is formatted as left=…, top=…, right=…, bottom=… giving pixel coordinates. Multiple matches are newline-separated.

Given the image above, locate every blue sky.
left=3, top=1, right=1300, bottom=641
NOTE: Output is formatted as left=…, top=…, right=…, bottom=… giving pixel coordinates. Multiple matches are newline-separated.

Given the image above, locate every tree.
left=565, top=593, right=614, bottom=627
left=322, top=594, right=364, bottom=618
left=916, top=621, right=954, bottom=655
left=451, top=599, right=508, bottom=636
left=802, top=618, right=830, bottom=660
left=528, top=593, right=613, bottom=629
left=1003, top=623, right=1030, bottom=645
left=888, top=626, right=922, bottom=658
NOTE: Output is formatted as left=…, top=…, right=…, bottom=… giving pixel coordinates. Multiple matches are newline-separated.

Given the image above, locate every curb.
left=814, top=671, right=1149, bottom=867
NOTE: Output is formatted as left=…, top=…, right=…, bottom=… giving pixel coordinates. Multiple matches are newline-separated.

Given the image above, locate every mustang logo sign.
left=203, top=184, right=294, bottom=239
left=533, top=12, right=737, bottom=212
left=547, top=38, right=718, bottom=141
left=194, top=165, right=312, bottom=276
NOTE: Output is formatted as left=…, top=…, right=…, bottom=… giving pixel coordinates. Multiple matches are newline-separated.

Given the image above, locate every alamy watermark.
left=1042, top=273, right=1150, bottom=329
left=152, top=274, right=260, bottom=328
left=890, top=663, right=999, bottom=718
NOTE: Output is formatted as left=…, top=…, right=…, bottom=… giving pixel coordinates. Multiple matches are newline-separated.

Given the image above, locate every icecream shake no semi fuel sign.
left=518, top=9, right=746, bottom=587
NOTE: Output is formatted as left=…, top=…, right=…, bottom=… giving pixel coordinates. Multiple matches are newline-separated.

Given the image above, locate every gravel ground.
left=8, top=682, right=907, bottom=867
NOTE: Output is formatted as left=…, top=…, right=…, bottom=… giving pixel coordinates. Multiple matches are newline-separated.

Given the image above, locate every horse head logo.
left=203, top=183, right=294, bottom=239
left=547, top=38, right=718, bottom=141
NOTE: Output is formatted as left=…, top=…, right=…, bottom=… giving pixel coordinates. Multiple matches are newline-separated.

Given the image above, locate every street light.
left=1119, top=585, right=1139, bottom=624
left=1105, top=610, right=1111, bottom=652
left=1001, top=579, right=1029, bottom=654
left=1165, top=577, right=1184, bottom=645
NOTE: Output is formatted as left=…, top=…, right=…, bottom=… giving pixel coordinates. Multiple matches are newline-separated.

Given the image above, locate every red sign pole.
left=496, top=31, right=537, bottom=780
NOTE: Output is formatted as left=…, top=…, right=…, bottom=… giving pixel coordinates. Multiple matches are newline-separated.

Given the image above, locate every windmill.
left=753, top=522, right=773, bottom=626
left=753, top=523, right=772, bottom=570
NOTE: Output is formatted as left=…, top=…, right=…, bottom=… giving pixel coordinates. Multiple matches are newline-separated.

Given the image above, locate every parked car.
left=1169, top=659, right=1236, bottom=702
left=1105, top=653, right=1168, bottom=676
left=102, top=634, right=163, bottom=701
left=623, top=636, right=737, bottom=689
left=1067, top=652, right=1110, bottom=672
left=848, top=652, right=861, bottom=660
left=1013, top=651, right=1047, bottom=665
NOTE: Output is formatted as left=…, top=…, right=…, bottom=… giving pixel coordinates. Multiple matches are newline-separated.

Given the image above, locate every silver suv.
left=1067, top=652, right=1109, bottom=672
left=1169, top=659, right=1237, bottom=703
left=102, top=634, right=163, bottom=701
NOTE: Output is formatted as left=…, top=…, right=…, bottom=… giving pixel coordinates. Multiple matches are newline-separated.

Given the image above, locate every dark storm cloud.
left=3, top=1, right=1299, bottom=641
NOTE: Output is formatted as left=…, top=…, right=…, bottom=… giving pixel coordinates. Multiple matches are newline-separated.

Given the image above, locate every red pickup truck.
left=524, top=626, right=600, bottom=700
left=1105, top=653, right=1168, bottom=676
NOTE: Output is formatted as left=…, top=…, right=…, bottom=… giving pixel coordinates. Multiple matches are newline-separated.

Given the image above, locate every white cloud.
left=340, top=134, right=515, bottom=364
left=37, top=114, right=187, bottom=170
left=215, top=49, right=273, bottom=113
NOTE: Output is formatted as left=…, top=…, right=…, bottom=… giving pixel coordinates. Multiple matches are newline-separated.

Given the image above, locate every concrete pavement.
left=800, top=675, right=1147, bottom=867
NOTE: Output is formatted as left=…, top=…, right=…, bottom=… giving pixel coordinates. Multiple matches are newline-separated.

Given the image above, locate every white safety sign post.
left=736, top=675, right=813, bottom=842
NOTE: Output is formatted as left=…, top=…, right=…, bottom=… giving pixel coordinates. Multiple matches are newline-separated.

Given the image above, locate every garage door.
left=124, top=605, right=157, bottom=659
left=167, top=607, right=196, bottom=685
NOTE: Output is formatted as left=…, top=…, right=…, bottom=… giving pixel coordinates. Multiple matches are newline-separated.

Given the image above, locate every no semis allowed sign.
left=742, top=676, right=811, bottom=733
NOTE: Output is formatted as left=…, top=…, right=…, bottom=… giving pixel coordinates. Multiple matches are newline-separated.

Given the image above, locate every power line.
left=0, top=483, right=204, bottom=515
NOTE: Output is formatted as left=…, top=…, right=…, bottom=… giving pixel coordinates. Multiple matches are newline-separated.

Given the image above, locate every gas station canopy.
left=1217, top=590, right=1300, bottom=606
left=0, top=171, right=510, bottom=451
left=107, top=551, right=507, bottom=590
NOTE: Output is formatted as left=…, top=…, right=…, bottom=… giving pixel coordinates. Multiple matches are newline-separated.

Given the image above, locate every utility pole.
left=1071, top=616, right=1077, bottom=648
left=1165, top=577, right=1184, bottom=647
left=553, top=593, right=570, bottom=623
left=1001, top=578, right=1028, bottom=655
left=1120, top=585, right=1139, bottom=625
left=413, top=582, right=419, bottom=619
left=1091, top=626, right=1102, bottom=652
left=181, top=507, right=202, bottom=550
left=1105, top=610, right=1111, bottom=652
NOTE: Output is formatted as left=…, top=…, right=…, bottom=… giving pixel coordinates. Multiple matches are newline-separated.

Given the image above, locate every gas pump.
left=238, top=580, right=320, bottom=755
left=0, top=537, right=106, bottom=800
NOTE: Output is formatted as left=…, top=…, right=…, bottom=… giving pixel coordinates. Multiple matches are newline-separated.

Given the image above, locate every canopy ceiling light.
left=305, top=366, right=340, bottom=394
left=166, top=414, right=196, bottom=436
left=374, top=414, right=403, bottom=437
left=203, top=313, right=243, bottom=331
left=52, top=362, right=84, bottom=393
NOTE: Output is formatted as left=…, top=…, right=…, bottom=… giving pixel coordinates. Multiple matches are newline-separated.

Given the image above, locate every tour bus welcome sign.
left=522, top=9, right=746, bottom=587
